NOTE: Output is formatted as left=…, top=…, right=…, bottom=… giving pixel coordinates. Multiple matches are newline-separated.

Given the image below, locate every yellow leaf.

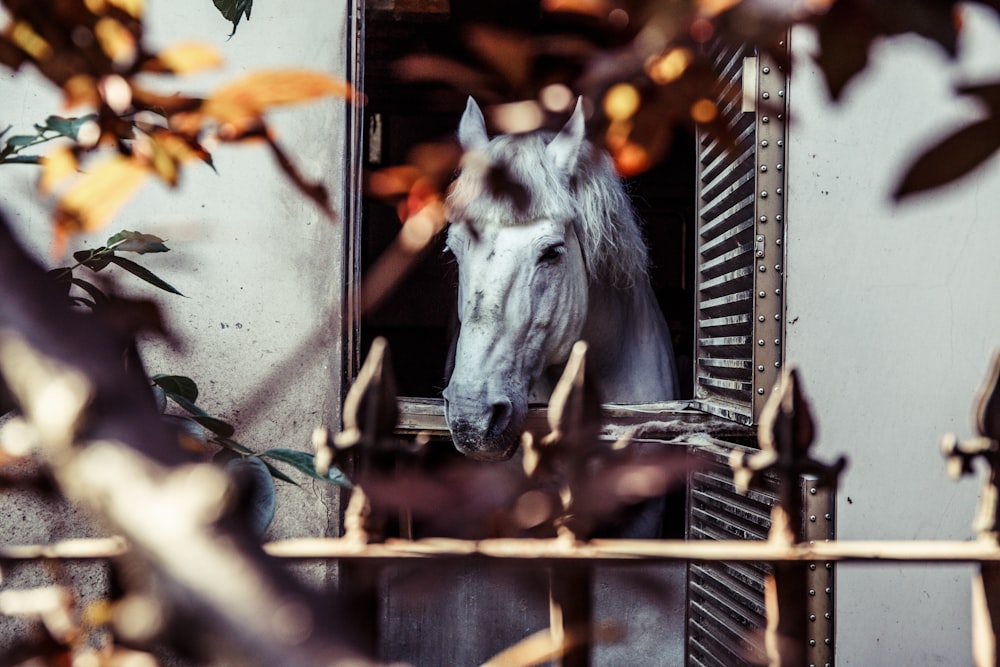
left=94, top=17, right=137, bottom=66
left=109, top=0, right=144, bottom=18
left=40, top=146, right=79, bottom=194
left=696, top=0, right=743, bottom=17
left=141, top=136, right=178, bottom=186
left=57, top=155, right=150, bottom=235
left=137, top=130, right=206, bottom=186
left=151, top=130, right=208, bottom=165
left=144, top=42, right=223, bottom=75
left=63, top=75, right=101, bottom=109
left=84, top=0, right=144, bottom=18
left=203, top=70, right=355, bottom=132
left=9, top=21, right=52, bottom=60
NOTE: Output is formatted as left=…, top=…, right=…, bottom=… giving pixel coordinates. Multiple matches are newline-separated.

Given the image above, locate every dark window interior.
left=361, top=1, right=695, bottom=400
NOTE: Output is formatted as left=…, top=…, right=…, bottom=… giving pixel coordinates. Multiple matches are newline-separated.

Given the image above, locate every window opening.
left=358, top=1, right=697, bottom=408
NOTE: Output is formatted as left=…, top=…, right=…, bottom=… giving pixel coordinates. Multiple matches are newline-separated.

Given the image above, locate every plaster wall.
left=785, top=6, right=1000, bottom=664
left=0, top=0, right=353, bottom=623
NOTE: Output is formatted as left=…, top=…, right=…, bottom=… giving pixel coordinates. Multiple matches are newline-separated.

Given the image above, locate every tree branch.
left=0, top=211, right=376, bottom=666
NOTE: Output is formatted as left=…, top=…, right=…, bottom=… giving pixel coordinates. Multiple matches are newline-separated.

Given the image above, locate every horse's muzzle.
left=443, top=395, right=522, bottom=461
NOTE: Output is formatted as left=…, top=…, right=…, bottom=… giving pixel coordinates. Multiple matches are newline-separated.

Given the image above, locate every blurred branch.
left=0, top=211, right=375, bottom=666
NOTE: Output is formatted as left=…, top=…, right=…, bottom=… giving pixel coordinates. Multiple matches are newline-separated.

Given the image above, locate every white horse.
left=442, top=97, right=678, bottom=462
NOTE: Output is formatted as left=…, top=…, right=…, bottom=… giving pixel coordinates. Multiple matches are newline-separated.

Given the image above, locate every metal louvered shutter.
left=693, top=39, right=788, bottom=426
left=686, top=445, right=837, bottom=667
left=687, top=446, right=773, bottom=667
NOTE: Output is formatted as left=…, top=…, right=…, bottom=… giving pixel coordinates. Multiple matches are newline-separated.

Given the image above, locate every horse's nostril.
left=487, top=399, right=513, bottom=437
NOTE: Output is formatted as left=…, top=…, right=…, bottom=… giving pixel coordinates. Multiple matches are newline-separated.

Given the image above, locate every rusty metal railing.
left=8, top=345, right=1000, bottom=666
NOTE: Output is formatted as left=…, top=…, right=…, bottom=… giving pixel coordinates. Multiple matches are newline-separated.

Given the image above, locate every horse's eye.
left=539, top=243, right=565, bottom=263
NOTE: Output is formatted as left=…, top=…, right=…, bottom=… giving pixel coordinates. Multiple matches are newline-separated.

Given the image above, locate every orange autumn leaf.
left=85, top=0, right=145, bottom=18
left=40, top=146, right=79, bottom=194
left=143, top=42, right=223, bottom=75
left=541, top=0, right=614, bottom=18
left=143, top=137, right=179, bottom=186
left=696, top=0, right=743, bottom=17
left=368, top=165, right=422, bottom=198
left=94, top=17, right=137, bottom=66
left=202, top=70, right=355, bottom=132
left=139, top=129, right=211, bottom=185
left=56, top=154, right=150, bottom=236
left=62, top=74, right=101, bottom=109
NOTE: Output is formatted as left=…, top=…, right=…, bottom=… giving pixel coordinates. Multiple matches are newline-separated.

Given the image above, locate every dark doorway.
left=360, top=0, right=695, bottom=400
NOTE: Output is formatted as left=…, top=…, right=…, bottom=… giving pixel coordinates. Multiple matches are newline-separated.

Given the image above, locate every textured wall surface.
left=786, top=7, right=1000, bottom=665
left=0, top=0, right=352, bottom=638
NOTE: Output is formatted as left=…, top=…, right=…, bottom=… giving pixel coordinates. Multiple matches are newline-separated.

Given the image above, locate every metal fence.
left=6, top=341, right=1000, bottom=666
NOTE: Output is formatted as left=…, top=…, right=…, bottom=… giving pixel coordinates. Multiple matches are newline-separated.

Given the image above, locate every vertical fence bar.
left=550, top=565, right=593, bottom=667
left=974, top=564, right=1000, bottom=667
left=331, top=337, right=403, bottom=659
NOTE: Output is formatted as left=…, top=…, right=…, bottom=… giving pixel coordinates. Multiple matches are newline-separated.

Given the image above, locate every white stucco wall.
left=786, top=6, right=1000, bottom=664
left=0, top=0, right=352, bottom=588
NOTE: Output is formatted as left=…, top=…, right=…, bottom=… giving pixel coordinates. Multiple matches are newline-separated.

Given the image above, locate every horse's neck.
left=580, top=280, right=678, bottom=403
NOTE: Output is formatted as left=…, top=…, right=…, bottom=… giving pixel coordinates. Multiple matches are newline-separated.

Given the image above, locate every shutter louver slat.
left=687, top=448, right=776, bottom=667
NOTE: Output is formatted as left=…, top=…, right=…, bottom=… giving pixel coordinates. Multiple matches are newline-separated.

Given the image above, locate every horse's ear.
left=458, top=97, right=489, bottom=151
left=547, top=97, right=586, bottom=174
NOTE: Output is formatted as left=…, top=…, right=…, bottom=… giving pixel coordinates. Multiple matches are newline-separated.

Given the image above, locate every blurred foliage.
left=0, top=114, right=98, bottom=164
left=0, top=0, right=352, bottom=252
left=0, top=0, right=352, bottom=535
left=369, top=0, right=1000, bottom=211
left=42, top=230, right=351, bottom=520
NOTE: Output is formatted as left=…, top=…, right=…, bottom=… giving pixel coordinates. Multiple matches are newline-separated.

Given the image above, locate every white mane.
left=447, top=131, right=651, bottom=290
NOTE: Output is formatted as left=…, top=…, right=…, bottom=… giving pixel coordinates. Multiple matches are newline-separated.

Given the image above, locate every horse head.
left=442, top=97, right=591, bottom=461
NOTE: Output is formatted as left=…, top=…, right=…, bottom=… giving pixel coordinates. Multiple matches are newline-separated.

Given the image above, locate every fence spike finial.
left=729, top=367, right=846, bottom=667
left=942, top=351, right=1000, bottom=667
left=941, top=350, right=1000, bottom=539
left=730, top=367, right=846, bottom=542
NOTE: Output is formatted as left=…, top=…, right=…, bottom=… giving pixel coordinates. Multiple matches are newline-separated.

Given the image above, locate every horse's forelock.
left=447, top=132, right=649, bottom=289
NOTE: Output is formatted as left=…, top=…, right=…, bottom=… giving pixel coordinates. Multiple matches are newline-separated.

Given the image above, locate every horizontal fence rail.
left=9, top=535, right=1000, bottom=565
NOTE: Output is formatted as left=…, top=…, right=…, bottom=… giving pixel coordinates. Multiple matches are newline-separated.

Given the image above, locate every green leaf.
left=257, top=448, right=353, bottom=488
left=213, top=436, right=254, bottom=455
left=0, top=154, right=42, bottom=164
left=192, top=415, right=236, bottom=437
left=108, top=255, right=184, bottom=296
left=162, top=390, right=205, bottom=415
left=73, top=248, right=113, bottom=272
left=152, top=374, right=199, bottom=403
left=162, top=391, right=235, bottom=437
left=213, top=0, right=253, bottom=36
left=162, top=414, right=208, bottom=447
left=107, top=230, right=171, bottom=254
left=41, top=114, right=98, bottom=138
left=4, top=134, right=38, bottom=149
left=71, top=278, right=108, bottom=304
left=260, top=459, right=299, bottom=486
